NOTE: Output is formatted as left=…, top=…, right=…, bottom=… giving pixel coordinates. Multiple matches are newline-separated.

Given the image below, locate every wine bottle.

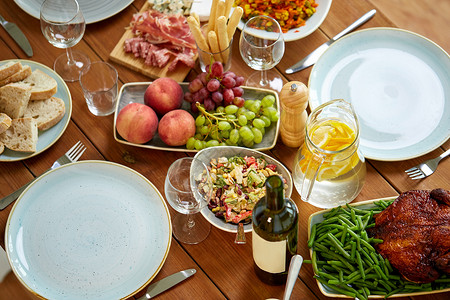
left=252, top=175, right=299, bottom=285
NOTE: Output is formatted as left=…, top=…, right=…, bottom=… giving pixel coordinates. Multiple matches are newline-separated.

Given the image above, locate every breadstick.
left=227, top=6, right=243, bottom=40
left=191, top=12, right=200, bottom=25
left=224, top=0, right=233, bottom=19
left=187, top=16, right=211, bottom=64
left=207, top=30, right=224, bottom=63
left=216, top=16, right=230, bottom=63
left=207, top=0, right=219, bottom=33
left=214, top=0, right=226, bottom=32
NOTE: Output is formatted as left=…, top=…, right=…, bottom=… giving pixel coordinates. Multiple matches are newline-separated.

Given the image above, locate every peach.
left=116, top=103, right=158, bottom=144
left=158, top=109, right=196, bottom=146
left=144, top=77, right=183, bottom=115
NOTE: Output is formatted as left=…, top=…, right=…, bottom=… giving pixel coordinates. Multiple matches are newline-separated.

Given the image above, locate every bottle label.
left=252, top=232, right=286, bottom=273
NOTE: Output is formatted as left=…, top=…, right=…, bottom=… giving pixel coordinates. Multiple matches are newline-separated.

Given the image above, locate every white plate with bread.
left=0, top=60, right=72, bottom=162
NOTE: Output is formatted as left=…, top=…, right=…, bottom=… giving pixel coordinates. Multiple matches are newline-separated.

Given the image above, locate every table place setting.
left=0, top=0, right=449, bottom=299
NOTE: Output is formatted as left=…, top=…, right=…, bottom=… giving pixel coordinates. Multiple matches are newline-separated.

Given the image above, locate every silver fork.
left=405, top=149, right=450, bottom=179
left=0, top=141, right=86, bottom=210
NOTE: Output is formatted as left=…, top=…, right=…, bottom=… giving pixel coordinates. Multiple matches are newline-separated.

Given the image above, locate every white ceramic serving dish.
left=308, top=197, right=450, bottom=298
left=235, top=0, right=332, bottom=42
left=195, top=146, right=293, bottom=233
left=0, top=59, right=72, bottom=162
left=5, top=160, right=172, bottom=300
left=113, top=82, right=280, bottom=152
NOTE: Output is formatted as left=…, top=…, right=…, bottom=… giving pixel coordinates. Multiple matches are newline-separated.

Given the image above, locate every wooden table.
left=1, top=0, right=449, bottom=299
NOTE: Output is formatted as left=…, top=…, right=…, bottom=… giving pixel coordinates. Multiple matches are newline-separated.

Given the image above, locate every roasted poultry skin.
left=369, top=188, right=450, bottom=283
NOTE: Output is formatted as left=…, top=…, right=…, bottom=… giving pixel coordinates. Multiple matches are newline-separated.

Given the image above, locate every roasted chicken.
left=369, top=188, right=450, bottom=283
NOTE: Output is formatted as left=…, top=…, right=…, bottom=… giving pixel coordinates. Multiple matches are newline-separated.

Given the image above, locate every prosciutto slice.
left=124, top=9, right=196, bottom=70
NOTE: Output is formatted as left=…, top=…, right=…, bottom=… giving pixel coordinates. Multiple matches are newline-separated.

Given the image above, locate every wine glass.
left=239, top=15, right=285, bottom=92
left=40, top=0, right=90, bottom=82
left=164, top=157, right=213, bottom=244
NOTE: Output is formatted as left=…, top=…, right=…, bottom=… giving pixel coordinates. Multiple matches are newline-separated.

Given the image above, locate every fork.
left=405, top=149, right=450, bottom=179
left=0, top=141, right=86, bottom=210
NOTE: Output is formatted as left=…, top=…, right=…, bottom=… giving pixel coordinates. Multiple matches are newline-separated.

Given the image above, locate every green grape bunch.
left=186, top=95, right=279, bottom=150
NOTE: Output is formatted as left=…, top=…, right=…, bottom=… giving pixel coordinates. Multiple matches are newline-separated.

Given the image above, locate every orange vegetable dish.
left=234, top=0, right=318, bottom=33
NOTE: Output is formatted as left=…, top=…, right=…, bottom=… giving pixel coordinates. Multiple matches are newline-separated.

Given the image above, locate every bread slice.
left=20, top=69, right=58, bottom=100
left=0, top=112, right=12, bottom=134
left=0, top=117, right=38, bottom=152
left=0, top=65, right=32, bottom=87
left=0, top=141, right=4, bottom=154
left=0, top=82, right=32, bottom=118
left=24, top=97, right=65, bottom=130
left=0, top=61, right=22, bottom=81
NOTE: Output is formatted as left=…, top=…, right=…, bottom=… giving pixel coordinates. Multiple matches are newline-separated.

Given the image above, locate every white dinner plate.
left=0, top=59, right=72, bottom=162
left=308, top=28, right=450, bottom=161
left=235, top=0, right=332, bottom=42
left=5, top=161, right=172, bottom=300
left=194, top=146, right=293, bottom=233
left=14, top=0, right=134, bottom=24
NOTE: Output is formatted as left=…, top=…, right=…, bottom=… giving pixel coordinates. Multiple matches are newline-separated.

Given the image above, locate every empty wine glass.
left=239, top=15, right=285, bottom=92
left=165, top=157, right=213, bottom=244
left=40, top=0, right=90, bottom=82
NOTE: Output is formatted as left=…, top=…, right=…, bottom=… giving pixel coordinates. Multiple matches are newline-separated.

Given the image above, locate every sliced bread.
left=0, top=65, right=32, bottom=87
left=20, top=69, right=58, bottom=100
left=0, top=141, right=4, bottom=154
left=24, top=97, right=65, bottom=130
left=0, top=117, right=38, bottom=152
left=0, top=112, right=12, bottom=134
left=0, top=61, right=22, bottom=81
left=0, top=82, right=32, bottom=118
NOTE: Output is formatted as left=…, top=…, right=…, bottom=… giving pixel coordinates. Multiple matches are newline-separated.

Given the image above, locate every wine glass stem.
left=186, top=214, right=196, bottom=229
left=66, top=47, right=76, bottom=66
left=260, top=69, right=269, bottom=86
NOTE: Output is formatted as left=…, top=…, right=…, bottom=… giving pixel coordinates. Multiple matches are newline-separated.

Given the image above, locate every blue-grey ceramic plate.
left=0, top=59, right=72, bottom=162
left=308, top=28, right=450, bottom=161
left=5, top=161, right=172, bottom=300
left=195, top=146, right=293, bottom=233
left=14, top=0, right=134, bottom=24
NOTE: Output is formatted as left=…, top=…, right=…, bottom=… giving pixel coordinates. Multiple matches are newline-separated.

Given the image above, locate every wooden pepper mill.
left=279, top=81, right=309, bottom=148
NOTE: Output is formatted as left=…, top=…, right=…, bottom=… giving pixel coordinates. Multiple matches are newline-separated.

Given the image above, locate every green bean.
left=308, top=201, right=450, bottom=298
left=307, top=224, right=316, bottom=248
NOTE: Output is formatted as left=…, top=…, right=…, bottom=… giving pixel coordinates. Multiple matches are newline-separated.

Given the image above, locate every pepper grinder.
left=279, top=81, right=309, bottom=148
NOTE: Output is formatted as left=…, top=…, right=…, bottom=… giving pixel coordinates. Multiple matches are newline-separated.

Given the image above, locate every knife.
left=138, top=269, right=196, bottom=299
left=285, top=9, right=376, bottom=74
left=0, top=15, right=33, bottom=57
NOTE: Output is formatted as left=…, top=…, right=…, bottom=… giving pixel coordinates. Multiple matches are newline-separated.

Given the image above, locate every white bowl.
left=194, top=146, right=293, bottom=233
left=236, top=0, right=333, bottom=42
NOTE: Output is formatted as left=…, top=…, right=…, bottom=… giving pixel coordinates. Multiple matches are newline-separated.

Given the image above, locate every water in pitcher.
left=293, top=100, right=366, bottom=208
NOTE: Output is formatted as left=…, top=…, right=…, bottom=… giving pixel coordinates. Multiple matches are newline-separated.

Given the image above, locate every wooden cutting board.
left=109, top=2, right=195, bottom=82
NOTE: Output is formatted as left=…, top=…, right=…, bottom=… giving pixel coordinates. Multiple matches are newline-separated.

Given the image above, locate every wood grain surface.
left=0, top=0, right=449, bottom=299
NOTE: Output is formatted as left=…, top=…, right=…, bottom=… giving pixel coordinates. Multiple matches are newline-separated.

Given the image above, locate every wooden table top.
left=1, top=0, right=449, bottom=299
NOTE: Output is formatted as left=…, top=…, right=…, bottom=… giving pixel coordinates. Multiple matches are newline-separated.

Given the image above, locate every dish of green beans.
left=305, top=197, right=450, bottom=299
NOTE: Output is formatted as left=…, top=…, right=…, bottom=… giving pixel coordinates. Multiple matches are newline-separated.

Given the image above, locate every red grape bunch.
left=184, top=61, right=245, bottom=112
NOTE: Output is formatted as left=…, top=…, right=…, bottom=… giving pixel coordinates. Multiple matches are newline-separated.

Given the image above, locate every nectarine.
left=116, top=103, right=158, bottom=144
left=158, top=110, right=195, bottom=146
left=144, top=77, right=183, bottom=115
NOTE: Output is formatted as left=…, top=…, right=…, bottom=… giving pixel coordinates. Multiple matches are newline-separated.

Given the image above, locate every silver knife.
left=0, top=15, right=33, bottom=57
left=138, top=269, right=196, bottom=299
left=285, top=9, right=376, bottom=74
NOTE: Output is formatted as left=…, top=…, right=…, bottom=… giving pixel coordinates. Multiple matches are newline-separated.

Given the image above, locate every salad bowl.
left=195, top=146, right=293, bottom=233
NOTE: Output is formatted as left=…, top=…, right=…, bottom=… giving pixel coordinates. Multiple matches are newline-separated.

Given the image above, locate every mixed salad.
left=207, top=155, right=287, bottom=224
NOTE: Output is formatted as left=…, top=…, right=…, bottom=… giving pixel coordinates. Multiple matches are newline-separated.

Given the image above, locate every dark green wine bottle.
left=252, top=175, right=299, bottom=285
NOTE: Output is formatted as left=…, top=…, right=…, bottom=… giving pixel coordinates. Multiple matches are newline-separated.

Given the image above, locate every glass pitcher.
left=292, top=99, right=366, bottom=208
